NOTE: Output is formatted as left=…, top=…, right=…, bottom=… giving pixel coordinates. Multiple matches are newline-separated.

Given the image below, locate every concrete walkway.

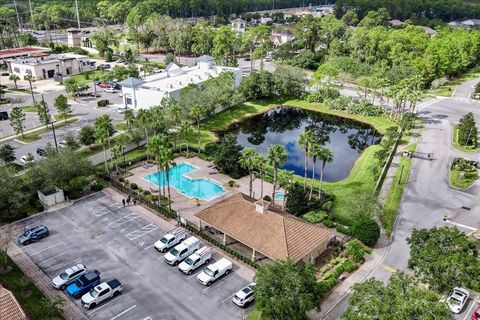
left=8, top=243, right=88, bottom=320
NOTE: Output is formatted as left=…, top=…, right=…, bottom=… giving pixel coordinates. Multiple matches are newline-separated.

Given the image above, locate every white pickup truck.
left=164, top=236, right=200, bottom=266
left=197, top=258, right=233, bottom=286
left=154, top=227, right=186, bottom=253
left=81, top=279, right=123, bottom=309
left=178, top=246, right=212, bottom=274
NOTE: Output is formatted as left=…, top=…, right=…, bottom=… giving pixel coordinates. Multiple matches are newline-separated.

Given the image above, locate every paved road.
left=324, top=81, right=480, bottom=320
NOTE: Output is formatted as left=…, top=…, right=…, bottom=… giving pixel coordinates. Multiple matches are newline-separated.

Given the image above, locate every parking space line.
left=94, top=196, right=108, bottom=202
left=125, top=224, right=158, bottom=240
left=143, top=244, right=156, bottom=250
left=38, top=250, right=71, bottom=265
left=110, top=305, right=137, bottom=320
left=462, top=301, right=476, bottom=320
left=109, top=213, right=141, bottom=228
left=202, top=273, right=234, bottom=292
left=87, top=295, right=122, bottom=315
left=220, top=293, right=235, bottom=304
left=29, top=242, right=64, bottom=256
left=187, top=270, right=202, bottom=280
left=44, top=258, right=80, bottom=273
left=108, top=203, right=124, bottom=210
left=141, top=317, right=153, bottom=320
left=91, top=207, right=112, bottom=217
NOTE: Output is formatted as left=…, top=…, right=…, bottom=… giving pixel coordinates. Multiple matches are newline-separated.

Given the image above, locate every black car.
left=36, top=147, right=47, bottom=157
left=17, top=225, right=49, bottom=245
left=0, top=111, right=8, bottom=121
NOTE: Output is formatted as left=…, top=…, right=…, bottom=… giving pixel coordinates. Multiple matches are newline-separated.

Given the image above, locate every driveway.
left=14, top=192, right=252, bottom=320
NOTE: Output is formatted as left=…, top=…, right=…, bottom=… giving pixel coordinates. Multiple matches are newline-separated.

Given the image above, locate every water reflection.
left=221, top=106, right=382, bottom=182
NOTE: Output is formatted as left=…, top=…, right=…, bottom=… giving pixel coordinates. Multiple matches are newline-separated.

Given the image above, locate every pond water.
left=221, top=106, right=382, bottom=182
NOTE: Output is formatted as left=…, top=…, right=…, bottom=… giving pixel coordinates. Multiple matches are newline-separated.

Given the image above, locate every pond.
left=221, top=106, right=382, bottom=182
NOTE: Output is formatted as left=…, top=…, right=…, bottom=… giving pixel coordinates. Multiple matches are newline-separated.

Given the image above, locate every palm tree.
left=24, top=74, right=36, bottom=104
left=135, top=109, right=151, bottom=159
left=148, top=135, right=167, bottom=205
left=168, top=101, right=182, bottom=150
left=94, top=122, right=110, bottom=174
left=267, top=144, right=287, bottom=205
left=278, top=170, right=295, bottom=210
left=298, top=129, right=315, bottom=190
left=318, top=147, right=333, bottom=201
left=408, top=90, right=422, bottom=113
left=180, top=120, right=194, bottom=157
left=308, top=144, right=321, bottom=200
left=111, top=145, right=120, bottom=172
left=96, top=115, right=113, bottom=168
left=123, top=109, right=135, bottom=129
left=150, top=107, right=165, bottom=135
left=9, top=74, right=19, bottom=89
left=160, top=147, right=175, bottom=212
left=255, top=154, right=267, bottom=199
left=239, top=148, right=258, bottom=198
left=190, top=105, right=206, bottom=154
left=116, top=133, right=131, bottom=167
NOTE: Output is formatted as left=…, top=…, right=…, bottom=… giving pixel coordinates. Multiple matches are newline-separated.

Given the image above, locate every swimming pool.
left=144, top=162, right=226, bottom=201
left=274, top=192, right=285, bottom=200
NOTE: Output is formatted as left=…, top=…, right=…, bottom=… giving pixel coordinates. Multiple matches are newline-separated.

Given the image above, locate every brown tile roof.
left=196, top=193, right=334, bottom=262
left=0, top=286, right=26, bottom=320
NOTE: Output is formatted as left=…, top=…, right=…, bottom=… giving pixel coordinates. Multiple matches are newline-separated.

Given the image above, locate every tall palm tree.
left=255, top=154, right=267, bottom=199
left=190, top=105, right=206, bottom=154
left=160, top=147, right=176, bottom=212
left=111, top=145, right=120, bottom=172
left=123, top=109, right=135, bottom=129
left=408, top=90, right=422, bottom=113
left=96, top=115, right=113, bottom=168
left=168, top=101, right=182, bottom=150
left=298, top=129, right=315, bottom=190
left=318, top=147, right=333, bottom=201
left=24, top=74, right=36, bottom=104
left=135, top=109, right=151, bottom=160
left=239, top=148, right=258, bottom=198
left=180, top=120, right=194, bottom=157
left=116, top=133, right=131, bottom=167
left=267, top=144, right=287, bottom=205
left=278, top=169, right=295, bottom=211
left=308, top=144, right=321, bottom=200
left=148, top=135, right=167, bottom=204
left=9, top=74, right=19, bottom=89
left=150, top=107, right=165, bottom=135
left=94, top=122, right=110, bottom=174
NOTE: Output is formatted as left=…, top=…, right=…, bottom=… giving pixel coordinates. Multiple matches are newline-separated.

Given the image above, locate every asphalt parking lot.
left=14, top=192, right=252, bottom=320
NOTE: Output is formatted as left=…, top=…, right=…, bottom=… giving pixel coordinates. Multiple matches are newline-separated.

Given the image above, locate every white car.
left=20, top=155, right=34, bottom=164
left=447, top=287, right=470, bottom=313
left=232, top=283, right=256, bottom=307
left=105, top=87, right=115, bottom=93
left=52, top=264, right=88, bottom=290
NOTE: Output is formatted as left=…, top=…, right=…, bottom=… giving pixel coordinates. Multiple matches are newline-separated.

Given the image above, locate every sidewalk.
left=8, top=244, right=88, bottom=320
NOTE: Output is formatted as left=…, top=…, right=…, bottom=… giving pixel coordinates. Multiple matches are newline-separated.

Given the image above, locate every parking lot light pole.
left=51, top=121, right=58, bottom=152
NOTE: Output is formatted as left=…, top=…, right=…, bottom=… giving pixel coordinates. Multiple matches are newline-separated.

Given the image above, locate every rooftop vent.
left=254, top=199, right=271, bottom=214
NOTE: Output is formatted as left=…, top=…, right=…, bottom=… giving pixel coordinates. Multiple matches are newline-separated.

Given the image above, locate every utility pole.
left=75, top=0, right=81, bottom=29
left=13, top=0, right=21, bottom=30
left=28, top=0, right=34, bottom=30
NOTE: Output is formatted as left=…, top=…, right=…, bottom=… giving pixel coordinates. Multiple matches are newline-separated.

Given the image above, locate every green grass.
left=17, top=118, right=78, bottom=143
left=452, top=125, right=478, bottom=153
left=19, top=105, right=37, bottom=112
left=381, top=143, right=417, bottom=236
left=0, top=253, right=64, bottom=320
left=450, top=168, right=478, bottom=189
left=69, top=70, right=108, bottom=84
left=8, top=88, right=33, bottom=93
left=246, top=309, right=263, bottom=320
left=425, top=66, right=480, bottom=97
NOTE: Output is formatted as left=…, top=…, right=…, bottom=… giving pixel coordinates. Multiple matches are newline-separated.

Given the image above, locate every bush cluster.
left=302, top=210, right=328, bottom=224
left=97, top=99, right=110, bottom=107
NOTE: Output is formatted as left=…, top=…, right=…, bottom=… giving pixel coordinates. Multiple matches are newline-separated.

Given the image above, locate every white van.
left=164, top=236, right=200, bottom=266
left=197, top=258, right=233, bottom=286
left=178, top=246, right=212, bottom=274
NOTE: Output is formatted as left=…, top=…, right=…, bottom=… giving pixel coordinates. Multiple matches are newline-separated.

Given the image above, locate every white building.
left=8, top=53, right=94, bottom=80
left=120, top=55, right=243, bottom=110
left=270, top=29, right=295, bottom=46
left=231, top=18, right=247, bottom=32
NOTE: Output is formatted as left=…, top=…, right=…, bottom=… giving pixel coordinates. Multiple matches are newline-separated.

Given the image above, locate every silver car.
left=52, top=264, right=88, bottom=290
left=232, top=283, right=256, bottom=308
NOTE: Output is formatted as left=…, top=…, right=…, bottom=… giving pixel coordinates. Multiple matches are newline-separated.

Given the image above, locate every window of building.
left=126, top=98, right=132, bottom=105
left=25, top=69, right=32, bottom=75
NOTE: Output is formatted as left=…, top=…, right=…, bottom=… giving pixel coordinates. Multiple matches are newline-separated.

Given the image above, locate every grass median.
left=16, top=118, right=78, bottom=143
left=450, top=167, right=478, bottom=189
left=452, top=125, right=478, bottom=153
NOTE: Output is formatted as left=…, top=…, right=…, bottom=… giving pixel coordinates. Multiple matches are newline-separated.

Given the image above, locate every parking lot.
left=14, top=192, right=252, bottom=320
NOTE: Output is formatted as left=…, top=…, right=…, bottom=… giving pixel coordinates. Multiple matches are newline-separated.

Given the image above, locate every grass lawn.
left=19, top=105, right=37, bottom=112
left=0, top=253, right=64, bottom=320
left=381, top=143, right=417, bottom=236
left=8, top=88, right=33, bottom=94
left=246, top=309, right=262, bottom=320
left=17, top=118, right=78, bottom=143
left=450, top=168, right=478, bottom=189
left=425, top=66, right=480, bottom=97
left=69, top=70, right=108, bottom=84
left=452, top=125, right=478, bottom=153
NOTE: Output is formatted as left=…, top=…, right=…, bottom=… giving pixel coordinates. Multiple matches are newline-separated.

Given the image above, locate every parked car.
left=178, top=246, right=212, bottom=275
left=52, top=264, right=88, bottom=290
left=17, top=225, right=49, bottom=245
left=36, top=147, right=47, bottom=157
left=105, top=87, right=116, bottom=93
left=155, top=228, right=186, bottom=253
left=20, top=155, right=34, bottom=164
left=164, top=236, right=200, bottom=266
left=447, top=287, right=470, bottom=314
left=81, top=279, right=123, bottom=309
left=472, top=305, right=480, bottom=320
left=197, top=258, right=233, bottom=286
left=66, top=270, right=101, bottom=299
left=0, top=111, right=9, bottom=121
left=232, top=283, right=256, bottom=308
left=98, top=83, right=110, bottom=89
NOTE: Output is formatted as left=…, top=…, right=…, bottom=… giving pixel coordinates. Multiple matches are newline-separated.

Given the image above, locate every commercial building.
left=0, top=46, right=51, bottom=63
left=196, top=193, right=335, bottom=263
left=8, top=53, right=94, bottom=80
left=120, top=55, right=242, bottom=110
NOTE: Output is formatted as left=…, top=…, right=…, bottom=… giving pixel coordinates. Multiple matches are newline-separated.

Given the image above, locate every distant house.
left=270, top=29, right=295, bottom=46
left=231, top=18, right=247, bottom=32
left=120, top=55, right=242, bottom=110
left=260, top=17, right=273, bottom=25
left=448, top=19, right=480, bottom=28
left=195, top=193, right=335, bottom=263
left=0, top=285, right=27, bottom=320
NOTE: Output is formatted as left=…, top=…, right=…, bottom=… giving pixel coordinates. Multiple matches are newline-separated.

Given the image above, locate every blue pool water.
left=274, top=192, right=285, bottom=200
left=144, top=162, right=226, bottom=201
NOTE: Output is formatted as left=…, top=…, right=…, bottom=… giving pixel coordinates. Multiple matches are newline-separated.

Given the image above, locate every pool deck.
left=128, top=156, right=284, bottom=225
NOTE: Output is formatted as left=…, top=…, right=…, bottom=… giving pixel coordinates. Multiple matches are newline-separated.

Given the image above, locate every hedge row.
left=182, top=223, right=260, bottom=269
left=318, top=257, right=358, bottom=294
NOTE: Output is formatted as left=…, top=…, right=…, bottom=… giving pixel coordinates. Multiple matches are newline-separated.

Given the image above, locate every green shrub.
left=336, top=224, right=351, bottom=235
left=322, top=200, right=334, bottom=211
left=68, top=176, right=89, bottom=191
left=285, top=182, right=310, bottom=215
left=263, top=195, right=272, bottom=201
left=204, top=142, right=218, bottom=156
left=143, top=190, right=151, bottom=196
left=97, top=99, right=109, bottom=107
left=303, top=210, right=328, bottom=224
left=351, top=217, right=380, bottom=247
left=345, top=239, right=367, bottom=262
left=118, top=177, right=125, bottom=183
left=323, top=219, right=335, bottom=228
left=342, top=260, right=358, bottom=273
left=227, top=180, right=236, bottom=187
left=130, top=183, right=138, bottom=190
